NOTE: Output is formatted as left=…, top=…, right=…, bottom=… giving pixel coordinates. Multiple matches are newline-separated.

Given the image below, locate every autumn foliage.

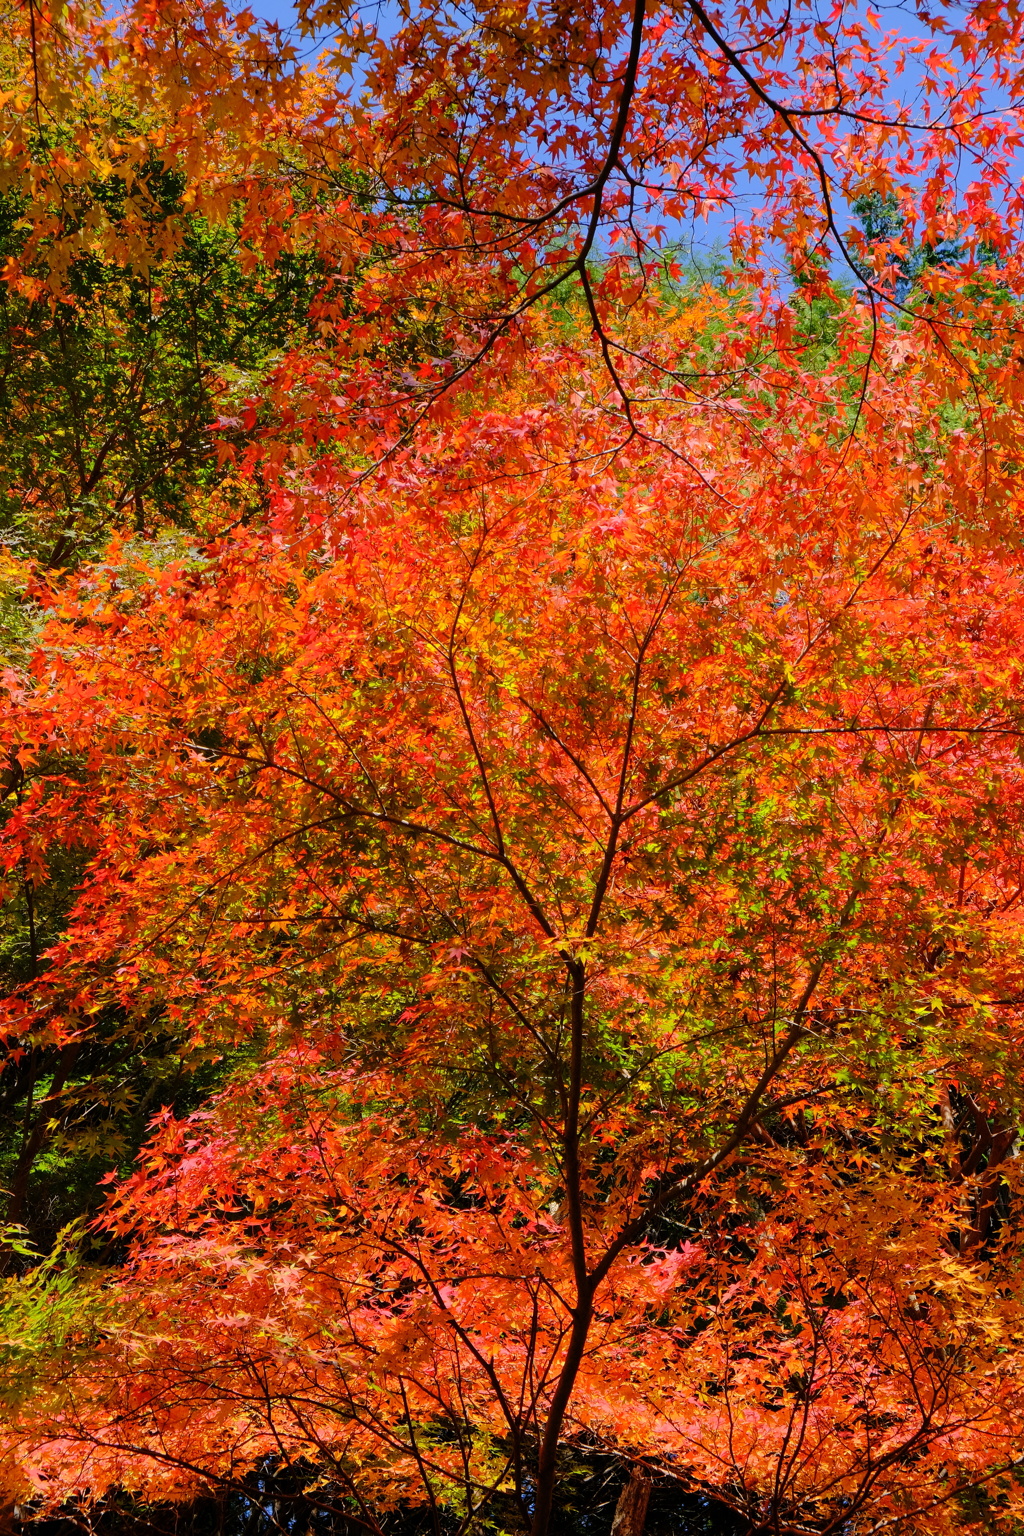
left=4, top=1, right=1024, bottom=1534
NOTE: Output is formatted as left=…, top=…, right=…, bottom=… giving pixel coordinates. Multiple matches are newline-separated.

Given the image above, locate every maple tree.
left=4, top=309, right=1024, bottom=1534
left=4, top=0, right=1024, bottom=1534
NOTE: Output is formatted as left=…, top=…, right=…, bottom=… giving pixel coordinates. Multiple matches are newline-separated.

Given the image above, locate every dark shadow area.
left=14, top=1456, right=748, bottom=1536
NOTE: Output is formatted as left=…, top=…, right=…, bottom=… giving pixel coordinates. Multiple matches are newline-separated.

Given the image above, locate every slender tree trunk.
left=4, top=1041, right=80, bottom=1235
left=529, top=1300, right=594, bottom=1536
left=611, top=1469, right=652, bottom=1536
left=530, top=960, right=593, bottom=1536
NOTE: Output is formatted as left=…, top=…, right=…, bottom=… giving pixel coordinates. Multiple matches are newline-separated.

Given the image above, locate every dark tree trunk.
left=610, top=1469, right=651, bottom=1536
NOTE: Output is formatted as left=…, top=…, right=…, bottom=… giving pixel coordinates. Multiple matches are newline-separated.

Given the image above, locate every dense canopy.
left=4, top=3, right=1024, bottom=1535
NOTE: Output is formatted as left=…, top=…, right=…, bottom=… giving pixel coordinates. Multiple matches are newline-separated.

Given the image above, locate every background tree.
left=0, top=15, right=372, bottom=1254
left=0, top=192, right=323, bottom=567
